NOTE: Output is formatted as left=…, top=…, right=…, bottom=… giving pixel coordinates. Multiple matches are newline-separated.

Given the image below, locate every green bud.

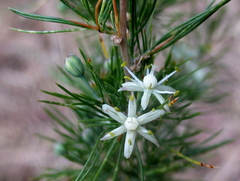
left=54, top=142, right=68, bottom=156
left=64, top=54, right=84, bottom=77
left=82, top=129, right=94, bottom=144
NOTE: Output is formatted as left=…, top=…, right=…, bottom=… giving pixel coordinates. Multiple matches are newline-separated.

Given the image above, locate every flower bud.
left=54, top=142, right=68, bottom=156
left=82, top=128, right=94, bottom=144
left=64, top=54, right=84, bottom=77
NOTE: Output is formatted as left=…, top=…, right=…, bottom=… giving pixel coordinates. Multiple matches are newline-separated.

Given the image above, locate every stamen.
left=114, top=107, right=120, bottom=112
left=148, top=83, right=152, bottom=89
left=124, top=76, right=131, bottom=80
left=144, top=64, right=151, bottom=69
left=128, top=138, right=132, bottom=145
left=121, top=62, right=127, bottom=67
left=147, top=130, right=154, bottom=135
left=130, top=94, right=134, bottom=102
left=174, top=90, right=180, bottom=96
left=175, top=67, right=180, bottom=72
left=109, top=132, right=115, bottom=136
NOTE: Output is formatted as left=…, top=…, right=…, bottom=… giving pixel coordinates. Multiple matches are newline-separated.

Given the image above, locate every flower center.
left=124, top=117, right=139, bottom=130
left=143, top=74, right=157, bottom=89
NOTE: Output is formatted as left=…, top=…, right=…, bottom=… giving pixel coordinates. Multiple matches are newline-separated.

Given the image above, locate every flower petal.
left=128, top=92, right=137, bottom=117
left=124, top=130, right=137, bottom=159
left=154, top=85, right=176, bottom=93
left=102, top=104, right=127, bottom=123
left=118, top=82, right=144, bottom=92
left=153, top=90, right=175, bottom=94
left=124, top=66, right=142, bottom=83
left=137, top=109, right=165, bottom=125
left=156, top=70, right=176, bottom=85
left=100, top=125, right=127, bottom=140
left=152, top=92, right=170, bottom=112
left=141, top=89, right=152, bottom=110
left=137, top=126, right=159, bottom=147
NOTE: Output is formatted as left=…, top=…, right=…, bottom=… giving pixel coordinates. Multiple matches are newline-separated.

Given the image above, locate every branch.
left=119, top=0, right=131, bottom=78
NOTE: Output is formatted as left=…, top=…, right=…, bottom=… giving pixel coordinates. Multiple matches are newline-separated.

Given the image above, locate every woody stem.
left=119, top=0, right=131, bottom=78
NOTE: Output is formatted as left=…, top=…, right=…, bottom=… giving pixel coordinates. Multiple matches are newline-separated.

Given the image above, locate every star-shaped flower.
left=100, top=93, right=165, bottom=159
left=118, top=64, right=176, bottom=111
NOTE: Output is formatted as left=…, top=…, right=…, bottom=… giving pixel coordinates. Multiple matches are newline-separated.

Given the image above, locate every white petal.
left=152, top=92, right=170, bottom=112
left=154, top=85, right=176, bottom=93
left=157, top=70, right=176, bottom=85
left=124, top=130, right=137, bottom=159
left=100, top=125, right=127, bottom=140
left=121, top=82, right=138, bottom=87
left=141, top=89, right=152, bottom=110
left=102, top=104, right=127, bottom=123
left=137, top=126, right=159, bottom=147
left=134, top=81, right=145, bottom=89
left=137, top=109, right=165, bottom=125
left=128, top=92, right=137, bottom=117
left=118, top=82, right=144, bottom=92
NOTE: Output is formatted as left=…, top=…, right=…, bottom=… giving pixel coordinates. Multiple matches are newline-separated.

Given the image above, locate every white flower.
left=118, top=64, right=176, bottom=111
left=100, top=93, right=165, bottom=159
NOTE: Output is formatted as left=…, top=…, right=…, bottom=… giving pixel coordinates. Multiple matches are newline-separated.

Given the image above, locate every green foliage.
left=10, top=0, right=232, bottom=180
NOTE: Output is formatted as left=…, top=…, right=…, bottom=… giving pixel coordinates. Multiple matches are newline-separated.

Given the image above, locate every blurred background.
left=0, top=0, right=240, bottom=180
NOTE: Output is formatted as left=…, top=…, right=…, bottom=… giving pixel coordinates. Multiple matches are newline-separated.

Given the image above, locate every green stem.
left=80, top=76, right=98, bottom=99
left=75, top=131, right=105, bottom=181
left=135, top=142, right=144, bottom=181
left=112, top=137, right=124, bottom=181
left=79, top=146, right=105, bottom=181
left=93, top=138, right=118, bottom=181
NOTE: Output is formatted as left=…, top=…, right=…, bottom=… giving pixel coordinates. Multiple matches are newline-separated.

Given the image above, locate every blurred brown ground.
left=0, top=0, right=240, bottom=181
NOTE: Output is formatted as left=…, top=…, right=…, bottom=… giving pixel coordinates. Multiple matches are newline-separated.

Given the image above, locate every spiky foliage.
left=10, top=0, right=232, bottom=180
